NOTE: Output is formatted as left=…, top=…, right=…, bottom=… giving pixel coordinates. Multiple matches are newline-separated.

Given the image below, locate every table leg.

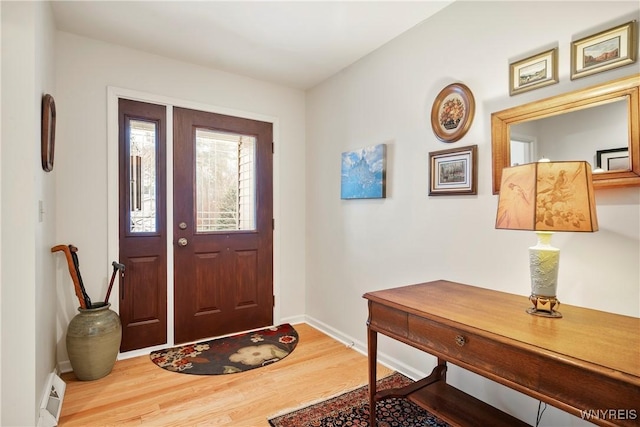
left=368, top=325, right=378, bottom=427
left=437, top=357, right=447, bottom=381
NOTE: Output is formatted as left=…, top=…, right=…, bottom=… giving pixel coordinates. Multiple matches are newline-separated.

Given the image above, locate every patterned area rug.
left=150, top=324, right=298, bottom=375
left=268, top=372, right=449, bottom=427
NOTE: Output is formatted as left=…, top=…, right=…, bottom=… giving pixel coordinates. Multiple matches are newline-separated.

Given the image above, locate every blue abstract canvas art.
left=341, top=144, right=386, bottom=199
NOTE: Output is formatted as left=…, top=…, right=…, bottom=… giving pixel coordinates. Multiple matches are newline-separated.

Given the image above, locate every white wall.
left=34, top=3, right=58, bottom=424
left=306, top=2, right=640, bottom=426
left=54, top=32, right=306, bottom=363
left=1, top=1, right=57, bottom=425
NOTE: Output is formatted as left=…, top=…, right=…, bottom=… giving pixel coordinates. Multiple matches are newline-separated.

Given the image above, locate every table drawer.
left=408, top=315, right=540, bottom=389
left=369, top=303, right=408, bottom=339
left=535, top=357, right=640, bottom=421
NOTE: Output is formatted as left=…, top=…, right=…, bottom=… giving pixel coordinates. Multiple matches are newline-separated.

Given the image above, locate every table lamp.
left=495, top=160, right=598, bottom=318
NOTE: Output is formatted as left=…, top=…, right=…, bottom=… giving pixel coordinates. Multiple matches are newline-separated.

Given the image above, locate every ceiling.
left=51, top=1, right=454, bottom=90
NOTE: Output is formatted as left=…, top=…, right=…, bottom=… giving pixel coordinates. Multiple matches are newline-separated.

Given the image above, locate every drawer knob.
left=455, top=335, right=466, bottom=347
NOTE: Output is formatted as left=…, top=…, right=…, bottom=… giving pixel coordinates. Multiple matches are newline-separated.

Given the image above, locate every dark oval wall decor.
left=41, top=93, right=56, bottom=172
left=430, top=83, right=475, bottom=143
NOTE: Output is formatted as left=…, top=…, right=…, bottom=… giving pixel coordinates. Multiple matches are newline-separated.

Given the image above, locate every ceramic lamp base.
left=528, top=231, right=562, bottom=318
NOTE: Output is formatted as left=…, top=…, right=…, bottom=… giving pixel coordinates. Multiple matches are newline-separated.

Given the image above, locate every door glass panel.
left=129, top=119, right=157, bottom=233
left=195, top=129, right=256, bottom=232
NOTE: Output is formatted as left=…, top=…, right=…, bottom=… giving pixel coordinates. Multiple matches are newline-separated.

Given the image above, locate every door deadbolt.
left=179, top=222, right=187, bottom=230
left=177, top=237, right=188, bottom=247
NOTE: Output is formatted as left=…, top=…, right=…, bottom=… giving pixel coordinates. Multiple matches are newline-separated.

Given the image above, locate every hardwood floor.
left=59, top=323, right=393, bottom=426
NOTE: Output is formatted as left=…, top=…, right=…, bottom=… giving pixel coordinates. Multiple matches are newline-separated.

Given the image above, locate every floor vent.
left=38, top=372, right=66, bottom=427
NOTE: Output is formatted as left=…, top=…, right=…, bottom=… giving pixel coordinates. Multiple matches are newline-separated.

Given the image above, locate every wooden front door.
left=173, top=107, right=274, bottom=344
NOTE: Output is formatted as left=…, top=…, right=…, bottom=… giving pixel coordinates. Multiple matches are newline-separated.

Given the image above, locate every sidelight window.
left=129, top=119, right=158, bottom=233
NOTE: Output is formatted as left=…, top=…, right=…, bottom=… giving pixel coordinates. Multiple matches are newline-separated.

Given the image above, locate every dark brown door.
left=118, top=99, right=167, bottom=351
left=173, top=107, right=273, bottom=344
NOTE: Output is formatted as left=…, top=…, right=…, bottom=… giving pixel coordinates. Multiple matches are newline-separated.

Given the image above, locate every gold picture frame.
left=430, top=83, right=475, bottom=143
left=428, top=145, right=477, bottom=196
left=571, top=20, right=637, bottom=80
left=509, top=48, right=559, bottom=95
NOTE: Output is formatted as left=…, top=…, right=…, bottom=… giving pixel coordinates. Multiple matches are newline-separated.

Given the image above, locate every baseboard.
left=279, top=314, right=306, bottom=326
left=303, top=315, right=428, bottom=381
left=57, top=361, right=72, bottom=374
left=59, top=315, right=428, bottom=381
left=304, top=315, right=363, bottom=349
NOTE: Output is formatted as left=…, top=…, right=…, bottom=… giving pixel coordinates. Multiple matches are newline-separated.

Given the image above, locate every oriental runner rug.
left=150, top=323, right=298, bottom=375
left=268, top=372, right=449, bottom=427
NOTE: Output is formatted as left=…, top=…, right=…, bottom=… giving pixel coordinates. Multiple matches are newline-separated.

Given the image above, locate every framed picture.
left=341, top=144, right=386, bottom=199
left=429, top=145, right=477, bottom=195
left=509, top=48, right=559, bottom=95
left=430, top=83, right=475, bottom=143
left=596, top=147, right=629, bottom=171
left=571, top=20, right=637, bottom=80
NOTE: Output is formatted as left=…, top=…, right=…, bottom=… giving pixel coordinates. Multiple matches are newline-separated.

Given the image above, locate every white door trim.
left=107, top=86, right=281, bottom=359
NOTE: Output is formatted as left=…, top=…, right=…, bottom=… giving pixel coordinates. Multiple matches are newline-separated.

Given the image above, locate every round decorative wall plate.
left=41, top=94, right=56, bottom=172
left=430, top=83, right=475, bottom=143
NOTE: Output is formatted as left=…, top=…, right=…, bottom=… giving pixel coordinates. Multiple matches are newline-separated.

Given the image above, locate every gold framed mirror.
left=491, top=74, right=640, bottom=194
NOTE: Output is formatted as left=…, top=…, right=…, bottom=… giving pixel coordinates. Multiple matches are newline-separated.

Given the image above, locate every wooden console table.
left=364, top=280, right=640, bottom=427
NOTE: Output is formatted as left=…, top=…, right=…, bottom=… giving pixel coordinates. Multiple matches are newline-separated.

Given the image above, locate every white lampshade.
left=496, top=160, right=598, bottom=232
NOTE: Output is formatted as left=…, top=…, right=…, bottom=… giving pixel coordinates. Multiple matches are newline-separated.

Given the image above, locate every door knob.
left=177, top=237, right=188, bottom=247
